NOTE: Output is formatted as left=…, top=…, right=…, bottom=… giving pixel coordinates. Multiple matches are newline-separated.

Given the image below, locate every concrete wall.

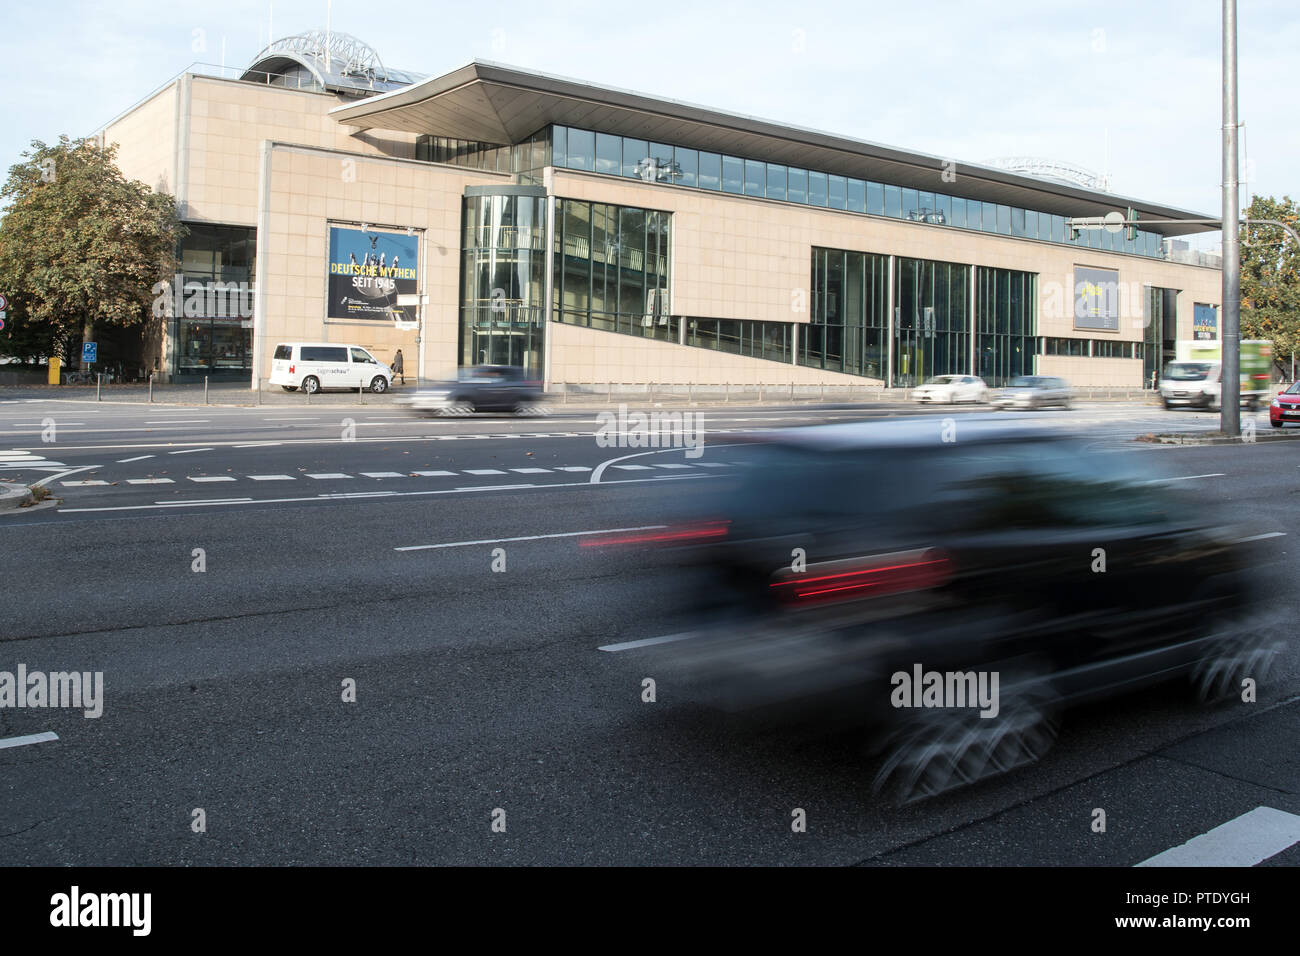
left=256, top=143, right=507, bottom=384
left=101, top=82, right=178, bottom=196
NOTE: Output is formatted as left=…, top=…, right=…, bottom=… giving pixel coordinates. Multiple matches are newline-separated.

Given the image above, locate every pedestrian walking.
left=393, top=348, right=405, bottom=385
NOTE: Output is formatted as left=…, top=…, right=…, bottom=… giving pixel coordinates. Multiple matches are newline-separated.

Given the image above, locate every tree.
left=0, top=136, right=183, bottom=366
left=1241, top=195, right=1300, bottom=373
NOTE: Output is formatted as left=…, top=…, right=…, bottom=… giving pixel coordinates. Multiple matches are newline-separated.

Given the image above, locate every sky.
left=2, top=0, right=1296, bottom=251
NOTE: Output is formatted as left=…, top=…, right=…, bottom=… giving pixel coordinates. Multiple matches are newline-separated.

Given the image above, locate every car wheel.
left=1190, top=617, right=1285, bottom=704
left=515, top=400, right=549, bottom=417
left=281, top=385, right=298, bottom=392
left=370, top=376, right=388, bottom=394
left=302, top=376, right=320, bottom=394
left=440, top=400, right=474, bottom=416
left=872, top=668, right=1060, bottom=806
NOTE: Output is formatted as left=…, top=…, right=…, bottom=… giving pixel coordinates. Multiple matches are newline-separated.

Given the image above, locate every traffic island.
left=0, top=481, right=34, bottom=509
left=1135, top=430, right=1300, bottom=445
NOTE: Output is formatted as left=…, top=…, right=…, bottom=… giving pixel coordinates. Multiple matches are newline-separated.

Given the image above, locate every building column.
left=969, top=266, right=977, bottom=376
left=542, top=170, right=555, bottom=390
left=886, top=255, right=896, bottom=387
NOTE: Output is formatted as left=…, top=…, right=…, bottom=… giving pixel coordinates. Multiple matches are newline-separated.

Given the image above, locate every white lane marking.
left=263, top=417, right=313, bottom=421
left=0, top=455, right=46, bottom=462
left=396, top=525, right=668, bottom=552
left=154, top=497, right=253, bottom=505
left=1239, top=532, right=1286, bottom=542
left=1136, top=806, right=1300, bottom=867
left=234, top=442, right=283, bottom=448
left=168, top=447, right=213, bottom=455
left=509, top=467, right=551, bottom=473
left=411, top=470, right=456, bottom=476
left=0, top=731, right=59, bottom=750
left=360, top=472, right=405, bottom=478
left=598, top=632, right=699, bottom=652
left=61, top=479, right=109, bottom=487
left=653, top=463, right=692, bottom=469
left=1140, top=473, right=1227, bottom=484
left=126, top=478, right=174, bottom=485
left=145, top=419, right=208, bottom=424
left=31, top=465, right=99, bottom=488
left=612, top=464, right=654, bottom=471
left=315, top=491, right=396, bottom=499
left=306, top=473, right=351, bottom=480
left=247, top=474, right=295, bottom=481
left=692, top=462, right=732, bottom=468
left=60, top=473, right=716, bottom=513
left=188, top=476, right=237, bottom=483
left=12, top=422, right=84, bottom=426
left=457, top=483, right=534, bottom=492
left=463, top=469, right=506, bottom=475
left=116, top=455, right=154, bottom=463
left=555, top=466, right=592, bottom=472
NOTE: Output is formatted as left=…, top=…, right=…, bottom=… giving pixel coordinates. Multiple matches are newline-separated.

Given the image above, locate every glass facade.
left=549, top=124, right=1167, bottom=259
left=893, top=257, right=971, bottom=387
left=687, top=318, right=789, bottom=362
left=418, top=128, right=552, bottom=183
left=975, top=267, right=1037, bottom=387
left=1144, top=286, right=1180, bottom=387
left=460, top=191, right=547, bottom=371
left=553, top=199, right=673, bottom=341
left=1044, top=337, right=1141, bottom=359
left=801, top=248, right=888, bottom=379
left=174, top=223, right=255, bottom=380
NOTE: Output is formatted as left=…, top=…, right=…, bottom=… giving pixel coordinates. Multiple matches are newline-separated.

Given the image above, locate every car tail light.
left=769, top=548, right=951, bottom=604
left=580, top=520, right=730, bottom=548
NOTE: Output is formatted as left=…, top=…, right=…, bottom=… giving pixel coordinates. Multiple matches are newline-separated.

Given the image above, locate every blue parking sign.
left=82, top=342, right=97, bottom=364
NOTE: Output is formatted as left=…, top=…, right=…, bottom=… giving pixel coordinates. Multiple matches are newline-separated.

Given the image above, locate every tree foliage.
left=0, top=136, right=183, bottom=360
left=1241, top=194, right=1300, bottom=365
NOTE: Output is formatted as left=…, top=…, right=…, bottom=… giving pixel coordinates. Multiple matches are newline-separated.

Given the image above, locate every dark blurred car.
left=395, top=365, right=547, bottom=416
left=611, top=417, right=1281, bottom=802
left=1268, top=381, right=1300, bottom=428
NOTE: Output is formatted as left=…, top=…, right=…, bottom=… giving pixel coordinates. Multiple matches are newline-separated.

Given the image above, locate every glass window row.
left=551, top=125, right=1165, bottom=259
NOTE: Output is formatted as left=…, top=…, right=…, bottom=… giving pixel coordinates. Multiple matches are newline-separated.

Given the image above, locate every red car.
left=1269, top=382, right=1300, bottom=427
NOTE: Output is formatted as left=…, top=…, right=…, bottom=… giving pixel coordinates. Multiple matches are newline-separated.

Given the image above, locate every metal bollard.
left=256, top=376, right=262, bottom=406
left=724, top=382, right=730, bottom=404
left=96, top=374, right=101, bottom=402
left=204, top=375, right=209, bottom=405
left=148, top=374, right=153, bottom=404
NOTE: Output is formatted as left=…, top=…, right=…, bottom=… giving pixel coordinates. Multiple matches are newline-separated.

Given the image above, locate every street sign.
left=0, top=294, right=8, bottom=311
left=82, top=342, right=97, bottom=364
left=1103, top=211, right=1125, bottom=234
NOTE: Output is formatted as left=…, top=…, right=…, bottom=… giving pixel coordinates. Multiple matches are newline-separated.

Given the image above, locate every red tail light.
left=769, top=548, right=951, bottom=604
left=580, top=520, right=730, bottom=548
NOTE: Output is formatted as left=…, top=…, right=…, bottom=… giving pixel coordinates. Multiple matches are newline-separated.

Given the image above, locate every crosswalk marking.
left=61, top=479, right=108, bottom=486
left=612, top=464, right=653, bottom=471
left=189, top=476, right=236, bottom=483
left=360, top=472, right=405, bottom=478
left=463, top=469, right=506, bottom=475
left=306, top=473, right=351, bottom=480
left=126, top=478, right=174, bottom=485
left=247, top=474, right=295, bottom=481
left=509, top=467, right=551, bottom=473
left=554, top=466, right=592, bottom=472
left=1136, top=806, right=1300, bottom=867
left=411, top=470, right=456, bottom=476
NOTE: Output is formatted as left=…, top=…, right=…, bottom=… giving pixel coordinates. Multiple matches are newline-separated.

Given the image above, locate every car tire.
left=872, top=667, right=1061, bottom=805
left=1271, top=420, right=1283, bottom=429
left=440, top=399, right=474, bottom=416
left=370, top=376, right=388, bottom=394
left=281, top=385, right=298, bottom=392
left=515, top=400, right=549, bottom=417
left=302, top=376, right=320, bottom=394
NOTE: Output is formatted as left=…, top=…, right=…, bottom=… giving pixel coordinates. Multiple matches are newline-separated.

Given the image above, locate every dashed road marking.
left=306, top=473, right=351, bottom=480
left=360, top=472, right=406, bottom=478
left=188, top=476, right=237, bottom=483
left=463, top=469, right=506, bottom=475
left=116, top=455, right=154, bottom=463
left=168, top=447, right=213, bottom=455
left=396, top=525, right=668, bottom=552
left=0, top=731, right=58, bottom=750
left=247, top=474, right=295, bottom=481
left=126, top=478, right=174, bottom=485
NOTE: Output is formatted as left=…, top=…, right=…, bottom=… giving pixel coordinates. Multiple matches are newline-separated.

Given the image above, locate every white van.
left=269, top=343, right=393, bottom=394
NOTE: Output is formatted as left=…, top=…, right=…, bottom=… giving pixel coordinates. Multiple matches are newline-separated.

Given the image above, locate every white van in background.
left=269, top=343, right=393, bottom=394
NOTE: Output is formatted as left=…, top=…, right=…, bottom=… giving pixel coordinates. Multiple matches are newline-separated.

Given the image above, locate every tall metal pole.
left=1221, top=0, right=1241, bottom=436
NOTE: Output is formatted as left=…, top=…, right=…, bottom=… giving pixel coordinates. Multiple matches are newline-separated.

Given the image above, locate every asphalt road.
left=1, top=396, right=1297, bottom=865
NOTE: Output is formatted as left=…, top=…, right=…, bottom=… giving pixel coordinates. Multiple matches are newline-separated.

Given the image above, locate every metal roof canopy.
left=331, top=61, right=1217, bottom=239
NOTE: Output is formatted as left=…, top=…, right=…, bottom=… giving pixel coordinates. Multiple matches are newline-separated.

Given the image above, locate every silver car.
left=992, top=375, right=1073, bottom=410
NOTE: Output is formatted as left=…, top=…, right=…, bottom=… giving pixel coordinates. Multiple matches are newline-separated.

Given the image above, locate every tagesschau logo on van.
left=50, top=887, right=151, bottom=936
left=595, top=405, right=705, bottom=458
left=0, top=665, right=103, bottom=718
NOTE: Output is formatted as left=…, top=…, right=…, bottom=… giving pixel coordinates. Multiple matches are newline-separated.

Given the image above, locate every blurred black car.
left=395, top=365, right=547, bottom=416
left=613, top=417, right=1282, bottom=801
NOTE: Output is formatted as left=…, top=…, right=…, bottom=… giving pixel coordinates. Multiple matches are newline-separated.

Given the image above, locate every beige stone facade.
left=99, top=68, right=1222, bottom=390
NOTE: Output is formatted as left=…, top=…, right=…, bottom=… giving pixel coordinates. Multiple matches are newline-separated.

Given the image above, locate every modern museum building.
left=96, top=30, right=1225, bottom=390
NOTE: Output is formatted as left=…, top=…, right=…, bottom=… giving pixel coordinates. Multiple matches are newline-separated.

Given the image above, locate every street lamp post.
left=1221, top=0, right=1241, bottom=437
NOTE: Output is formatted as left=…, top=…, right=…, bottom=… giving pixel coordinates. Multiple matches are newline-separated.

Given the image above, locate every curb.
left=0, top=482, right=35, bottom=510
left=1137, top=430, right=1300, bottom=445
